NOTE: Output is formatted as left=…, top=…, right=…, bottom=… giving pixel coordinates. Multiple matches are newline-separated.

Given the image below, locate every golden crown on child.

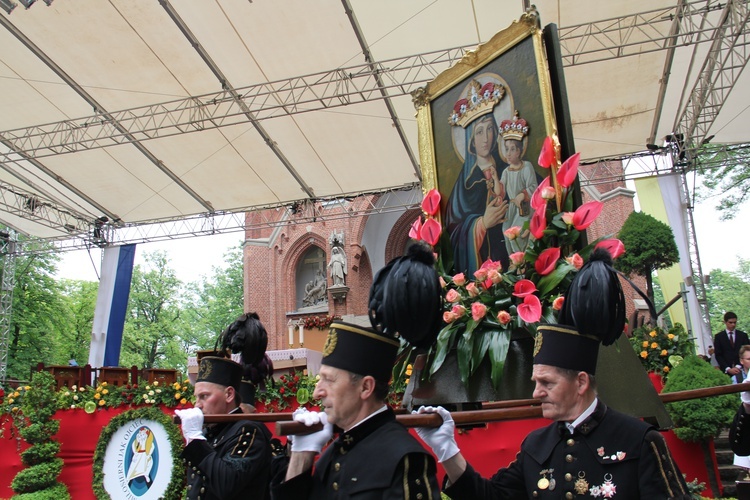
left=449, top=79, right=505, bottom=128
left=499, top=110, right=529, bottom=141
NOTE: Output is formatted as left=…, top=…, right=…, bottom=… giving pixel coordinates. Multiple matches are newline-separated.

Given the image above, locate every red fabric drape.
left=0, top=410, right=714, bottom=498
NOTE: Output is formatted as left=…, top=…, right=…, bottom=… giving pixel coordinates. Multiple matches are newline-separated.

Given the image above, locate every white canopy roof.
left=0, top=0, right=746, bottom=244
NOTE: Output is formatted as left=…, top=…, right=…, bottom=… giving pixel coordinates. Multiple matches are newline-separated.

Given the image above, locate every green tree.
left=697, top=142, right=750, bottom=220
left=704, top=259, right=750, bottom=333
left=57, top=279, right=98, bottom=366
left=180, top=246, right=244, bottom=354
left=121, top=251, right=184, bottom=371
left=6, top=248, right=70, bottom=380
left=616, top=211, right=680, bottom=304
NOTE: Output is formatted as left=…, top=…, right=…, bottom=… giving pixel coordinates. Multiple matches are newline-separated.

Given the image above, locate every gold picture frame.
left=413, top=11, right=561, bottom=275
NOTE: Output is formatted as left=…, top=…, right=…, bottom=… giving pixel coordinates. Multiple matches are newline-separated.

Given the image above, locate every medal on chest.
left=574, top=471, right=589, bottom=495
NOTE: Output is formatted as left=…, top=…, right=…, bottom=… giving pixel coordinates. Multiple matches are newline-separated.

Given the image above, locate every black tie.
left=730, top=333, right=735, bottom=348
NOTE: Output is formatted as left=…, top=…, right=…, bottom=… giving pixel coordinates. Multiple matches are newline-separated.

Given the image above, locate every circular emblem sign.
left=94, top=407, right=185, bottom=500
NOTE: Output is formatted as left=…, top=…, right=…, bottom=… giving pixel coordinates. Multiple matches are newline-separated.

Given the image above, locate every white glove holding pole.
left=413, top=405, right=460, bottom=463
left=289, top=408, right=333, bottom=453
left=175, top=408, right=206, bottom=444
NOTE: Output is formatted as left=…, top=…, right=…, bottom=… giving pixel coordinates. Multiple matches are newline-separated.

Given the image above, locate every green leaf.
left=537, top=262, right=575, bottom=296
left=457, top=332, right=475, bottom=384
left=488, top=330, right=512, bottom=390
left=470, top=330, right=491, bottom=376
left=430, top=324, right=459, bottom=376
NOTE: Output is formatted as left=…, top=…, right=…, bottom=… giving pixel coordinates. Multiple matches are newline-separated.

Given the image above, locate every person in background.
left=715, top=311, right=749, bottom=383
left=415, top=249, right=691, bottom=499
left=175, top=356, right=272, bottom=499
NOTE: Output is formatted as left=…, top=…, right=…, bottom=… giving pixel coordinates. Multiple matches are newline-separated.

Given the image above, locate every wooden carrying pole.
left=174, top=382, right=750, bottom=435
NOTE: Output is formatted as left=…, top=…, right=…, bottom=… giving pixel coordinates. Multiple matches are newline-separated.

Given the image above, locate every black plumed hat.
left=322, top=321, right=399, bottom=383
left=368, top=241, right=442, bottom=348
left=218, top=312, right=268, bottom=366
left=197, top=356, right=242, bottom=392
left=533, top=248, right=625, bottom=374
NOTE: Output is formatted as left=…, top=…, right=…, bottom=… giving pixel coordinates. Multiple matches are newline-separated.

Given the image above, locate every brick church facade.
left=243, top=160, right=643, bottom=350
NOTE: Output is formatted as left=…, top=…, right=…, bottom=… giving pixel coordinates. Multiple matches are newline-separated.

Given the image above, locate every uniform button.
left=415, top=479, right=421, bottom=485
left=200, top=487, right=205, bottom=494
left=565, top=454, right=573, bottom=463
left=532, top=491, right=538, bottom=497
left=566, top=438, right=575, bottom=446
left=332, top=482, right=339, bottom=491
left=565, top=473, right=572, bottom=482
left=416, top=494, right=423, bottom=500
left=334, top=463, right=341, bottom=471
left=565, top=492, right=573, bottom=499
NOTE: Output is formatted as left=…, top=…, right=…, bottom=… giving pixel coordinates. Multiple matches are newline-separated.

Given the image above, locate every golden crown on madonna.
left=448, top=79, right=505, bottom=128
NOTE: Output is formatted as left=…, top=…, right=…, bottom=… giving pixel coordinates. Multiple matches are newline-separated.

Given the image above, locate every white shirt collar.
left=565, top=397, right=598, bottom=434
left=347, top=404, right=388, bottom=431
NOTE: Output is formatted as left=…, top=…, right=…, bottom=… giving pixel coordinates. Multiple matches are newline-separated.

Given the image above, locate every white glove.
left=742, top=391, right=750, bottom=405
left=289, top=408, right=333, bottom=453
left=175, top=408, right=206, bottom=444
left=413, top=405, right=460, bottom=463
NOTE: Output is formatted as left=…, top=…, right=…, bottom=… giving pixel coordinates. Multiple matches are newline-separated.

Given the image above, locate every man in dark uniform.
left=416, top=249, right=691, bottom=499
left=271, top=321, right=441, bottom=499
left=175, top=356, right=272, bottom=499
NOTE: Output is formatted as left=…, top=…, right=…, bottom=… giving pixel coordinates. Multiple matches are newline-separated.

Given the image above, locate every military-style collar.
left=204, top=406, right=242, bottom=444
left=334, top=407, right=396, bottom=456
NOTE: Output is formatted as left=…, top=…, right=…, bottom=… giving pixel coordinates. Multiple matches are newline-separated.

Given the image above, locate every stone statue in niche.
left=302, top=269, right=327, bottom=307
left=328, top=230, right=346, bottom=286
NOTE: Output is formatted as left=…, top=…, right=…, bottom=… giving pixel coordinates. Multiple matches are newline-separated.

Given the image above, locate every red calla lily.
left=408, top=217, right=422, bottom=240
left=531, top=176, right=551, bottom=211
left=557, top=153, right=580, bottom=188
left=572, top=201, right=604, bottom=231
left=518, top=294, right=542, bottom=323
left=535, top=247, right=560, bottom=276
left=529, top=204, right=547, bottom=239
left=512, top=279, right=537, bottom=297
left=538, top=136, right=556, bottom=168
left=421, top=189, right=442, bottom=217
left=420, top=218, right=442, bottom=246
left=595, top=238, right=625, bottom=259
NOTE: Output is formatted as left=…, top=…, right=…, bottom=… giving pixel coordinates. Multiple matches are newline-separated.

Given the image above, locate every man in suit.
left=715, top=311, right=749, bottom=382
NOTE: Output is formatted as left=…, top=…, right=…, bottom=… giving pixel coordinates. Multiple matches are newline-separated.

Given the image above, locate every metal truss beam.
left=672, top=0, right=750, bottom=152
left=11, top=185, right=423, bottom=255
left=0, top=1, right=742, bottom=163
left=0, top=231, right=16, bottom=384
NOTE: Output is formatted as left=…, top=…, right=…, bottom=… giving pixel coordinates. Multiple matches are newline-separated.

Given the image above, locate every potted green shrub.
left=662, top=354, right=738, bottom=497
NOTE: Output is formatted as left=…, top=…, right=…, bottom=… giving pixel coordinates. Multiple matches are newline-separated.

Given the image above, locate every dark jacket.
left=182, top=414, right=272, bottom=499
left=730, top=403, right=750, bottom=456
left=714, top=329, right=749, bottom=375
left=444, top=401, right=690, bottom=499
left=272, top=407, right=440, bottom=499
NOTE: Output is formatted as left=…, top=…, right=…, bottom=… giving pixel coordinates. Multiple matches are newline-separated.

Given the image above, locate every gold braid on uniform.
left=646, top=431, right=688, bottom=497
left=401, top=453, right=434, bottom=500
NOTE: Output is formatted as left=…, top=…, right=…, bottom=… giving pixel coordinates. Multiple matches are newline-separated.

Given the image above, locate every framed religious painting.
left=413, top=10, right=574, bottom=277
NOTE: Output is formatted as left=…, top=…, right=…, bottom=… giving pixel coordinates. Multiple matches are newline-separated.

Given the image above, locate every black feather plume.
left=369, top=241, right=442, bottom=348
left=558, top=247, right=625, bottom=346
left=218, top=312, right=268, bottom=366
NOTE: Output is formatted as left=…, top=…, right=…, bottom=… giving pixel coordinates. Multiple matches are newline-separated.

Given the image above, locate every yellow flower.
left=660, top=350, right=668, bottom=356
left=173, top=382, right=181, bottom=390
left=7, top=398, right=13, bottom=404
left=405, top=364, right=413, bottom=376
left=183, top=379, right=190, bottom=384
left=663, top=366, right=670, bottom=373
left=649, top=331, right=657, bottom=338
left=153, top=381, right=160, bottom=387
left=102, top=389, right=109, bottom=395
left=642, top=341, right=649, bottom=348
left=180, top=398, right=187, bottom=405
left=640, top=351, right=648, bottom=359
left=404, top=378, right=410, bottom=385
left=101, top=382, right=108, bottom=386
left=651, top=342, right=659, bottom=349
left=96, top=386, right=102, bottom=393
left=98, top=399, right=105, bottom=406
left=24, top=386, right=30, bottom=391
left=667, top=334, right=675, bottom=340
left=175, top=393, right=181, bottom=400
left=94, top=393, right=101, bottom=400
left=12, top=391, right=19, bottom=398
